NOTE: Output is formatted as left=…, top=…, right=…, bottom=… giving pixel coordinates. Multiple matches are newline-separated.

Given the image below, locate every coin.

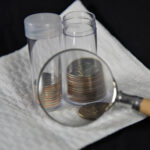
left=67, top=58, right=106, bottom=103
left=78, top=102, right=109, bottom=120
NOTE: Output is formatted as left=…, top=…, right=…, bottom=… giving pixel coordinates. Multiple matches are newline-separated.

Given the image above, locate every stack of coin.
left=34, top=72, right=61, bottom=109
left=67, top=58, right=106, bottom=103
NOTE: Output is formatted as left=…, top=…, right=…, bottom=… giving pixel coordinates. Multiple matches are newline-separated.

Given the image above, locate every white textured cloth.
left=0, top=0, right=150, bottom=150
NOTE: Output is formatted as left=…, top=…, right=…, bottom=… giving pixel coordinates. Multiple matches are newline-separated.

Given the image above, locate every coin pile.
left=67, top=58, right=106, bottom=103
left=34, top=73, right=61, bottom=109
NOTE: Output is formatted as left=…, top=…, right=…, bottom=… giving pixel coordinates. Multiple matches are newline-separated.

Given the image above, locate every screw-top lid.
left=24, top=13, right=62, bottom=39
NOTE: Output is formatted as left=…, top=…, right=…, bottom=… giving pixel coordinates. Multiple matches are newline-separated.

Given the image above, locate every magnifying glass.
left=37, top=49, right=150, bottom=127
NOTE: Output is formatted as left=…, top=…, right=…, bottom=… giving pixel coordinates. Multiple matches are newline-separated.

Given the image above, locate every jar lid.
left=24, top=13, right=62, bottom=39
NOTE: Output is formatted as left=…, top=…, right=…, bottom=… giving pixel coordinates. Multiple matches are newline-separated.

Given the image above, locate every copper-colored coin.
left=68, top=89, right=106, bottom=98
left=67, top=72, right=104, bottom=80
left=67, top=80, right=103, bottom=88
left=68, top=94, right=105, bottom=103
left=68, top=83, right=105, bottom=92
left=78, top=102, right=109, bottom=120
left=42, top=100, right=60, bottom=108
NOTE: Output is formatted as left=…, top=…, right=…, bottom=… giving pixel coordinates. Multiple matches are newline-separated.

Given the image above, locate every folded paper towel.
left=0, top=0, right=150, bottom=150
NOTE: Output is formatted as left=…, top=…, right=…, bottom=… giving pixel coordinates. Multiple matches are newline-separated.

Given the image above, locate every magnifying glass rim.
left=37, top=48, right=118, bottom=126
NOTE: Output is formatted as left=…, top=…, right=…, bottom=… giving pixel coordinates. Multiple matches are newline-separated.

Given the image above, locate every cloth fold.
left=0, top=0, right=150, bottom=150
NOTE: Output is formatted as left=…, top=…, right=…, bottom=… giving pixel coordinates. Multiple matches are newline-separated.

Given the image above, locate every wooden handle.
left=140, top=99, right=150, bottom=116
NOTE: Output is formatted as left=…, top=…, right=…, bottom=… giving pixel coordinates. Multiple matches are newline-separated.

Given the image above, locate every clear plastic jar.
left=24, top=13, right=62, bottom=107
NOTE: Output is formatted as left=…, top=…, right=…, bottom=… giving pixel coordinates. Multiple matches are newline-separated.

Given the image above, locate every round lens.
left=37, top=49, right=117, bottom=127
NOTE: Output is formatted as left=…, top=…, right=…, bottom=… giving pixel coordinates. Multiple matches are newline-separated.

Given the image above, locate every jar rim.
left=63, top=11, right=96, bottom=22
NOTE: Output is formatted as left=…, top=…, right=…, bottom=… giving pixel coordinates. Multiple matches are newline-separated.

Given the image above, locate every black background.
left=1, top=0, right=150, bottom=149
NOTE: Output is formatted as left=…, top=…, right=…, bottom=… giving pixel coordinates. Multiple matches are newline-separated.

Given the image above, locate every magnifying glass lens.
left=38, top=49, right=117, bottom=127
